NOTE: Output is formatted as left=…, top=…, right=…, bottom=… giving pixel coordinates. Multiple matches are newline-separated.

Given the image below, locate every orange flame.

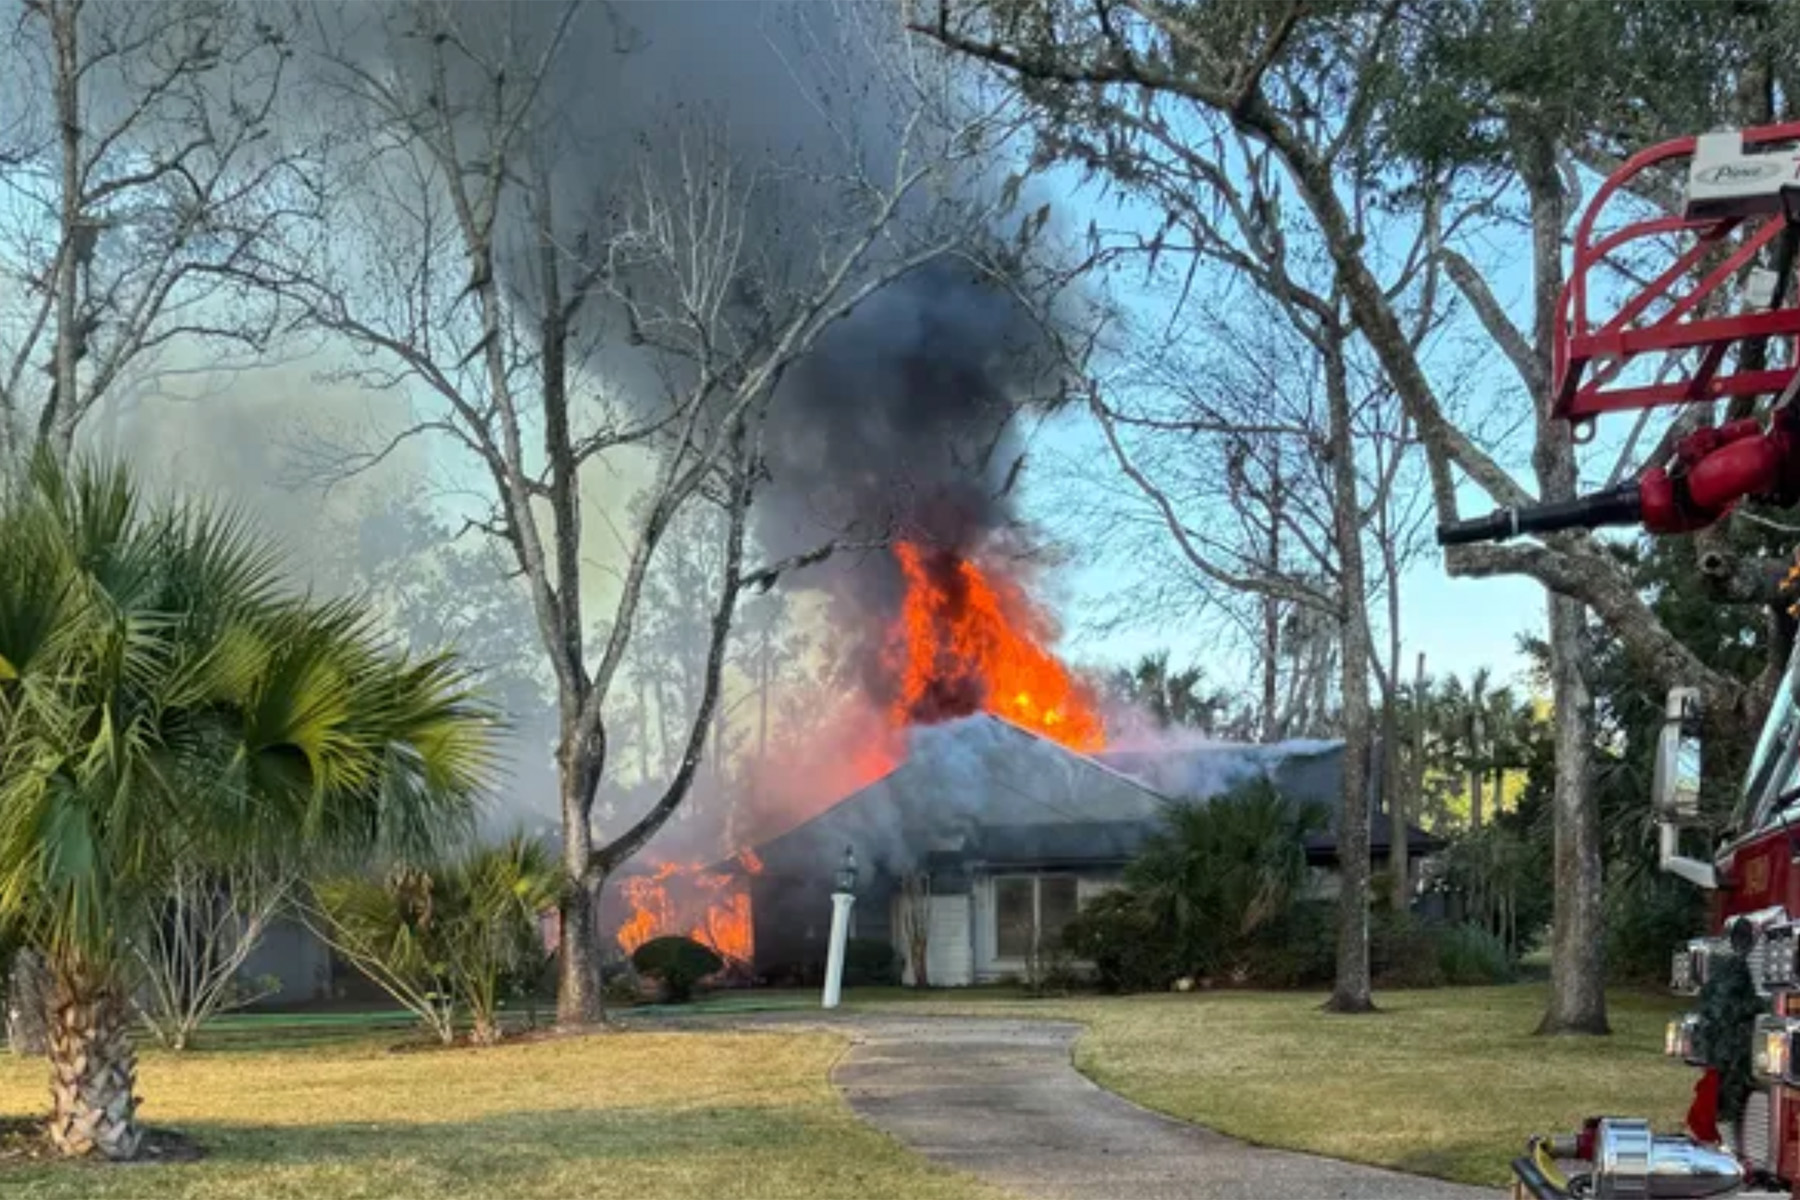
left=617, top=849, right=763, bottom=965
left=886, top=541, right=1105, bottom=752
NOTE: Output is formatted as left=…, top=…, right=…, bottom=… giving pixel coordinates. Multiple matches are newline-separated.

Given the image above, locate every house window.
left=995, top=877, right=1034, bottom=959
left=1039, top=876, right=1078, bottom=946
left=994, top=874, right=1080, bottom=959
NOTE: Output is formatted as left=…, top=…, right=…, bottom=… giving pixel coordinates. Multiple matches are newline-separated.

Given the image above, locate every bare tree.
left=910, top=0, right=1651, bottom=1035
left=1397, top=652, right=1427, bottom=910
left=1062, top=282, right=1392, bottom=1009
left=1020, top=112, right=1416, bottom=1007
left=0, top=0, right=324, bottom=460
left=1369, top=401, right=1433, bottom=910
left=282, top=0, right=1031, bottom=1025
left=0, top=0, right=325, bottom=1050
left=131, top=860, right=291, bottom=1052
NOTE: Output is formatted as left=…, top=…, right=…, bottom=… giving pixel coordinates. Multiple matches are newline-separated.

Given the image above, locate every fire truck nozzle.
left=1436, top=485, right=1644, bottom=546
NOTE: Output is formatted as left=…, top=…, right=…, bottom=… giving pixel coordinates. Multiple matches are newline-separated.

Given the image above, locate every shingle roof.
left=748, top=714, right=1171, bottom=879
left=735, top=718, right=1441, bottom=882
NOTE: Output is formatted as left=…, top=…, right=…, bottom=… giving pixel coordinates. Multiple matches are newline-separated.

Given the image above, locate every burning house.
left=710, top=719, right=1439, bottom=988
left=599, top=537, right=1443, bottom=988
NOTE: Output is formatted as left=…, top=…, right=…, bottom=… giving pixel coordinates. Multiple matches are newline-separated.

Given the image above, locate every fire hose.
left=1437, top=406, right=1800, bottom=546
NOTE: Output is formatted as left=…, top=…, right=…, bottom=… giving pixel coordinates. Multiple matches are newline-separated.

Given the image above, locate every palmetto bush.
left=1126, top=778, right=1330, bottom=979
left=311, top=833, right=561, bottom=1044
left=1066, top=779, right=1329, bottom=990
left=0, top=454, right=496, bottom=1158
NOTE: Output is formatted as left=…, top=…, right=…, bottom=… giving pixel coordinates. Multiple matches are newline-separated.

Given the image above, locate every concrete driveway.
left=683, top=1011, right=1499, bottom=1199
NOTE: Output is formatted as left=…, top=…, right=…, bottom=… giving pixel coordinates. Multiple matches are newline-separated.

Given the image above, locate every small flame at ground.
left=885, top=541, right=1105, bottom=752
left=617, top=849, right=763, bottom=964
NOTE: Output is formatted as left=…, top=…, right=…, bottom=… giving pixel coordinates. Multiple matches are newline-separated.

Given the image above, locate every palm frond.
left=0, top=455, right=499, bottom=971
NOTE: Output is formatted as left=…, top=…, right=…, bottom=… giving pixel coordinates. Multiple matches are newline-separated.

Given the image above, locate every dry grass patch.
left=855, top=983, right=1693, bottom=1187
left=0, top=1027, right=1001, bottom=1200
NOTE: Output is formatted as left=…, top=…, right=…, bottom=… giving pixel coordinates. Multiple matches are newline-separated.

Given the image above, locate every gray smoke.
left=67, top=1, right=1070, bottom=854
left=438, top=1, right=1067, bottom=714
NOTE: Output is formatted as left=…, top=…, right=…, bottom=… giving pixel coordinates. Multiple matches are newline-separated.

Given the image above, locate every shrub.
left=1437, top=922, right=1514, bottom=985
left=1127, top=778, right=1330, bottom=977
left=631, top=936, right=722, bottom=1003
left=1062, top=890, right=1180, bottom=993
left=1372, top=910, right=1445, bottom=989
left=1240, top=900, right=1336, bottom=988
left=600, top=962, right=647, bottom=1008
left=312, top=833, right=560, bottom=1044
left=1607, top=870, right=1705, bottom=986
left=843, top=938, right=900, bottom=987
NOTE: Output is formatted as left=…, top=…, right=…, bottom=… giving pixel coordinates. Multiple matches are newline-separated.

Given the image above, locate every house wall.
left=1305, top=867, right=1341, bottom=902
left=235, top=916, right=333, bottom=1006
left=1305, top=856, right=1429, bottom=908
left=751, top=875, right=834, bottom=977
left=752, top=873, right=914, bottom=981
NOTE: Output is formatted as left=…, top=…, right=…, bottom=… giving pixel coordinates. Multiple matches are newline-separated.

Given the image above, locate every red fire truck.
left=1438, top=122, right=1800, bottom=1199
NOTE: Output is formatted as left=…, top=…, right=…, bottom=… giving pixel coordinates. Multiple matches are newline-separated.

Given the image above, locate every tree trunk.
left=1261, top=463, right=1284, bottom=741
left=1517, top=125, right=1608, bottom=1037
left=6, top=949, right=50, bottom=1056
left=43, top=0, right=83, bottom=459
left=1395, top=652, right=1424, bottom=914
left=1380, top=695, right=1401, bottom=910
left=1379, top=507, right=1405, bottom=912
left=1469, top=700, right=1486, bottom=829
left=1324, top=337, right=1375, bottom=1015
left=46, top=965, right=142, bottom=1160
left=904, top=878, right=931, bottom=989
left=557, top=724, right=605, bottom=1027
left=556, top=876, right=603, bottom=1027
left=1537, top=593, right=1610, bottom=1035
left=711, top=680, right=727, bottom=787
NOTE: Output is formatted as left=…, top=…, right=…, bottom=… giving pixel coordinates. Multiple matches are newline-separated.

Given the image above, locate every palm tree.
left=1465, top=668, right=1491, bottom=828
left=0, top=454, right=496, bottom=1159
left=1111, top=651, right=1232, bottom=732
left=313, top=833, right=560, bottom=1045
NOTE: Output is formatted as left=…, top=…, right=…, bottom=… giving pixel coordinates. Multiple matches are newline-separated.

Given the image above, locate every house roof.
left=1099, top=737, right=1443, bottom=860
left=748, top=714, right=1171, bottom=880
left=739, top=717, right=1441, bottom=884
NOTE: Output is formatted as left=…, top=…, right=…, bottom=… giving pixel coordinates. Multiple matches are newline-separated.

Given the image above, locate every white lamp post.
left=821, top=844, right=857, bottom=1010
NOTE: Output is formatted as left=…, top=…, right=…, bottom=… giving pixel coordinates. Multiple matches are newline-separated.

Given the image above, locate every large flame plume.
left=885, top=541, right=1104, bottom=752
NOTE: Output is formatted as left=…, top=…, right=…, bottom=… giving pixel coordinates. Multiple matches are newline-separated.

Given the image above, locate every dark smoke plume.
left=291, top=1, right=1067, bottom=852
left=440, top=0, right=1068, bottom=715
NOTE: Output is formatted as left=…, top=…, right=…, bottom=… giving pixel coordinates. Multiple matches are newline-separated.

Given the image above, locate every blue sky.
left=1008, top=154, right=1587, bottom=700
left=1020, top=411, right=1545, bottom=694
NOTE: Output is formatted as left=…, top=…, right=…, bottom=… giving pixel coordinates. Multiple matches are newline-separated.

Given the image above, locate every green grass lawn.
left=848, top=982, right=1695, bottom=1187
left=0, top=1021, right=1001, bottom=1200
left=0, top=984, right=1696, bottom=1194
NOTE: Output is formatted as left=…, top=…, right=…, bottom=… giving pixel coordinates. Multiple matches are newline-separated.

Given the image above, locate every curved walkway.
left=699, top=1012, right=1499, bottom=1199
